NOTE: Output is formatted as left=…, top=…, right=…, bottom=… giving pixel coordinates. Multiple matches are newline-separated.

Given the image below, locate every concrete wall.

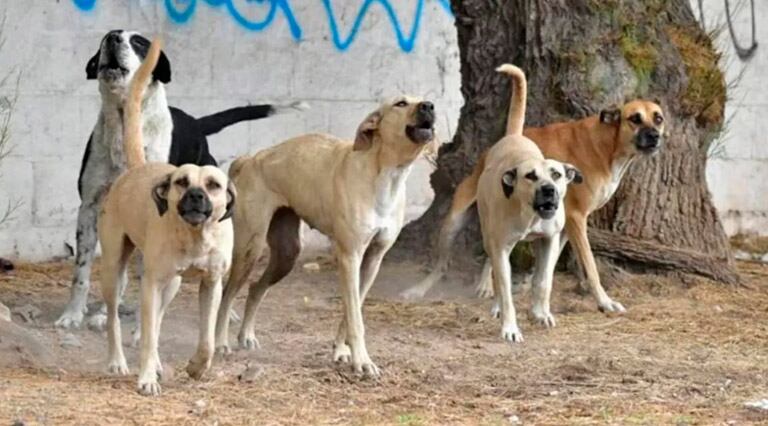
left=693, top=0, right=767, bottom=236
left=0, top=0, right=763, bottom=260
left=0, top=0, right=461, bottom=260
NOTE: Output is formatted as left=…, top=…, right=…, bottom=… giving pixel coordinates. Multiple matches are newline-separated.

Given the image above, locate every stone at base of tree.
left=0, top=302, right=10, bottom=322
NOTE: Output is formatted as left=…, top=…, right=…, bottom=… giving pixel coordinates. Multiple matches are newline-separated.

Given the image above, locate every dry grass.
left=0, top=258, right=767, bottom=425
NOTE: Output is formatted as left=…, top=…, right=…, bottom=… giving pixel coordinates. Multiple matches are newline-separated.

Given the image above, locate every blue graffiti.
left=71, top=0, right=453, bottom=53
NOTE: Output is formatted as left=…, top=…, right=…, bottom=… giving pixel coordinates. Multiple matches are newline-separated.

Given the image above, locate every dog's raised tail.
left=496, top=64, right=527, bottom=136
left=124, top=37, right=163, bottom=169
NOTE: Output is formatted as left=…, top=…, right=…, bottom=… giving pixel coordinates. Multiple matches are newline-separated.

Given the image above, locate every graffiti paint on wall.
left=72, top=0, right=453, bottom=53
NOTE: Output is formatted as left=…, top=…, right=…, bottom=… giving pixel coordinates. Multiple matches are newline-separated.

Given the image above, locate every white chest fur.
left=592, top=155, right=635, bottom=211
left=365, top=165, right=411, bottom=238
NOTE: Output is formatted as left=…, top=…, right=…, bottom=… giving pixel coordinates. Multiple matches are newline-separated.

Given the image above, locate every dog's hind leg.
left=401, top=164, right=480, bottom=300
left=530, top=236, right=559, bottom=328
left=238, top=207, right=301, bottom=351
left=187, top=274, right=223, bottom=380
left=100, top=234, right=133, bottom=376
left=215, top=206, right=275, bottom=354
left=565, top=214, right=626, bottom=314
left=57, top=151, right=113, bottom=329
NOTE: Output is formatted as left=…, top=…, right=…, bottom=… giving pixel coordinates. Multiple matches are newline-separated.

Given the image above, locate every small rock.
left=506, top=414, right=521, bottom=424
left=302, top=262, right=321, bottom=272
left=761, top=253, right=768, bottom=263
left=732, top=249, right=753, bottom=261
left=238, top=363, right=265, bottom=383
left=0, top=302, right=10, bottom=322
left=12, top=304, right=42, bottom=323
left=744, top=399, right=768, bottom=411
left=60, top=333, right=82, bottom=348
left=0, top=257, right=14, bottom=272
left=714, top=305, right=723, bottom=313
left=194, top=399, right=206, bottom=409
left=549, top=390, right=559, bottom=396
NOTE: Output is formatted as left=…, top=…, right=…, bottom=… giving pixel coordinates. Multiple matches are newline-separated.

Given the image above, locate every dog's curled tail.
left=400, top=153, right=485, bottom=300
left=124, top=37, right=163, bottom=169
left=496, top=64, right=527, bottom=137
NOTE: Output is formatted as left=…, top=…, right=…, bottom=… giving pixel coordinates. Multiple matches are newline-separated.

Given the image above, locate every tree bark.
left=395, top=0, right=736, bottom=282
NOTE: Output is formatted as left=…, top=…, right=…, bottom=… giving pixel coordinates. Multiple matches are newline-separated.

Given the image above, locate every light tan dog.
left=446, top=65, right=580, bottom=341
left=214, top=96, right=437, bottom=377
left=97, top=38, right=235, bottom=396
left=402, top=92, right=666, bottom=315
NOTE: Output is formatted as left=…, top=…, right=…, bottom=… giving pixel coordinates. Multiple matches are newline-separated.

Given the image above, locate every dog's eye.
left=174, top=177, right=189, bottom=188
left=524, top=171, right=538, bottom=181
left=394, top=100, right=408, bottom=107
left=550, top=169, right=562, bottom=180
left=653, top=113, right=664, bottom=125
left=628, top=113, right=643, bottom=125
left=206, top=180, right=222, bottom=191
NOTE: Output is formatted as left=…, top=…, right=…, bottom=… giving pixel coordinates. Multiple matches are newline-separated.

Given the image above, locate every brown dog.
left=402, top=99, right=666, bottom=314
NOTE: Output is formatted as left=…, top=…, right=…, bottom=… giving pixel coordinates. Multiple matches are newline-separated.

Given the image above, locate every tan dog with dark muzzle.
left=456, top=65, right=580, bottom=341
left=402, top=91, right=666, bottom=316
left=97, top=38, right=236, bottom=396
left=214, top=96, right=437, bottom=377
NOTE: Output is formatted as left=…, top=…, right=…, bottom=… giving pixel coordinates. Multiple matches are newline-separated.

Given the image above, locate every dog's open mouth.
left=405, top=121, right=434, bottom=144
left=534, top=202, right=558, bottom=219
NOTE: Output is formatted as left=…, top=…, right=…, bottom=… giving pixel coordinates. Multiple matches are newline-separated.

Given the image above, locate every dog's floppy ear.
left=151, top=174, right=171, bottom=216
left=599, top=107, right=621, bottom=125
left=501, top=169, right=517, bottom=198
left=564, top=163, right=583, bottom=184
left=152, top=50, right=172, bottom=84
left=86, top=50, right=101, bottom=80
left=353, top=110, right=381, bottom=151
left=219, top=180, right=237, bottom=222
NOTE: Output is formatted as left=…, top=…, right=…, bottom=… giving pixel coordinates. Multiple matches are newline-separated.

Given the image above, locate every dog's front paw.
left=501, top=323, right=524, bottom=343
left=399, top=286, right=427, bottom=300
left=532, top=309, right=556, bottom=328
left=107, top=359, right=129, bottom=376
left=333, top=342, right=351, bottom=363
left=352, top=355, right=380, bottom=379
left=186, top=355, right=212, bottom=380
left=137, top=380, right=161, bottom=396
left=238, top=333, right=260, bottom=351
left=54, top=309, right=85, bottom=329
left=597, top=298, right=626, bottom=314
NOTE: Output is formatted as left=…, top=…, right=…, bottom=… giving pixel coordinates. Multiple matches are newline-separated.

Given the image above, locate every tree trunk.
left=395, top=0, right=736, bottom=282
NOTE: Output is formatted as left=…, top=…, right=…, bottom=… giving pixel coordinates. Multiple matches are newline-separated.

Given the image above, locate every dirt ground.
left=0, top=253, right=767, bottom=425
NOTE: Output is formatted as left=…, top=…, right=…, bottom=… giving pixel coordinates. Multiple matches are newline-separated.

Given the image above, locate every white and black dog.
left=56, top=30, right=305, bottom=328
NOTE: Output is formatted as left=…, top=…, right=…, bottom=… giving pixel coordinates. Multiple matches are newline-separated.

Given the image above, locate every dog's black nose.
left=105, top=32, right=121, bottom=45
left=419, top=102, right=434, bottom=114
left=541, top=184, right=556, bottom=198
left=185, top=188, right=205, bottom=202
